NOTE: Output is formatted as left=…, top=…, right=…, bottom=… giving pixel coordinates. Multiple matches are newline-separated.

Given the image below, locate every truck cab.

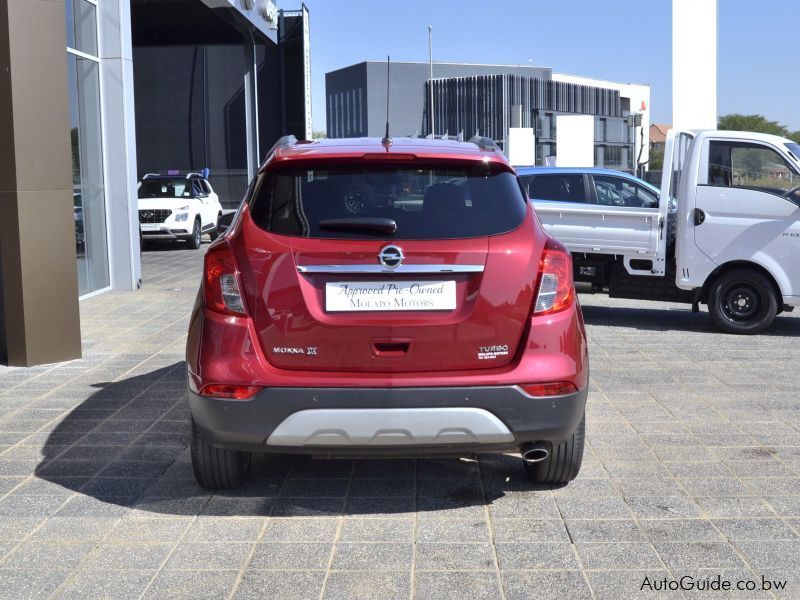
left=520, top=130, right=800, bottom=334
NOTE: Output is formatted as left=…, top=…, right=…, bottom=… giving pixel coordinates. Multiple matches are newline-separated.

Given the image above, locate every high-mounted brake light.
left=361, top=153, right=417, bottom=161
left=520, top=382, right=578, bottom=397
left=204, top=241, right=247, bottom=316
left=199, top=384, right=262, bottom=400
left=534, top=238, right=574, bottom=315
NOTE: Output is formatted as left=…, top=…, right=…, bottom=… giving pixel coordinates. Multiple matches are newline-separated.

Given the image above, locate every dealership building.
left=0, top=0, right=311, bottom=366
left=326, top=61, right=650, bottom=171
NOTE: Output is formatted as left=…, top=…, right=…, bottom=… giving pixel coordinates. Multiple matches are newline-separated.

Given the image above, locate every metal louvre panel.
left=425, top=74, right=630, bottom=157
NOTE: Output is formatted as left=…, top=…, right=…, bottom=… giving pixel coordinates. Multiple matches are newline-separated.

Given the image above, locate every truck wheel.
left=187, top=218, right=202, bottom=250
left=190, top=418, right=251, bottom=489
left=708, top=268, right=777, bottom=334
left=524, top=414, right=585, bottom=484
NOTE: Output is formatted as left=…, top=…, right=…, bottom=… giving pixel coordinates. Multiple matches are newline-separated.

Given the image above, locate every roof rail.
left=468, top=136, right=499, bottom=152
left=142, top=173, right=160, bottom=179
left=185, top=172, right=204, bottom=179
left=265, top=135, right=298, bottom=159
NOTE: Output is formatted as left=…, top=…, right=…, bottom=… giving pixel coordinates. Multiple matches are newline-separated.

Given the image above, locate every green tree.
left=718, top=114, right=790, bottom=137
left=649, top=147, right=664, bottom=170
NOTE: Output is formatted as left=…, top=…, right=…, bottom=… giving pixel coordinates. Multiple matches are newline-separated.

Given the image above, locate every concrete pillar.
left=673, top=0, right=718, bottom=130
left=0, top=0, right=82, bottom=365
left=99, top=0, right=142, bottom=291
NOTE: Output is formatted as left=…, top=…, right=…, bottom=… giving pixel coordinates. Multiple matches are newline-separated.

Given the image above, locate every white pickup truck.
left=518, top=130, right=800, bottom=334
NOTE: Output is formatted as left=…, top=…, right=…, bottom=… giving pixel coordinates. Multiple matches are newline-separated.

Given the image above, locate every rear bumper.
left=187, top=385, right=587, bottom=455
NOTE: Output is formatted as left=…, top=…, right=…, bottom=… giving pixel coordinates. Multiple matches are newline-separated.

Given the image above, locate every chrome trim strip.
left=297, top=264, right=484, bottom=274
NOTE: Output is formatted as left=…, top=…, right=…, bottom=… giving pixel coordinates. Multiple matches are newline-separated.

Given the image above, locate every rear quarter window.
left=527, top=174, right=587, bottom=203
left=248, top=162, right=527, bottom=240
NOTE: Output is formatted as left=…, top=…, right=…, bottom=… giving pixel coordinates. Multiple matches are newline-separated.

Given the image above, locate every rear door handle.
left=694, top=208, right=706, bottom=226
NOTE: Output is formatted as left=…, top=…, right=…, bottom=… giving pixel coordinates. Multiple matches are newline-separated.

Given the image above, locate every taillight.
left=204, top=241, right=247, bottom=316
left=520, top=382, right=577, bottom=397
left=534, top=238, right=574, bottom=315
left=199, top=384, right=262, bottom=399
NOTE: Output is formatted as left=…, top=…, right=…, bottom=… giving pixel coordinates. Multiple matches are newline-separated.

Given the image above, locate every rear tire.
left=190, top=418, right=251, bottom=489
left=524, top=414, right=585, bottom=484
left=708, top=268, right=778, bottom=334
left=187, top=218, right=202, bottom=250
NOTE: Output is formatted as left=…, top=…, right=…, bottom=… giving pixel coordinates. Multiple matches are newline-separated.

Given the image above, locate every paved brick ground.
left=1, top=243, right=799, bottom=599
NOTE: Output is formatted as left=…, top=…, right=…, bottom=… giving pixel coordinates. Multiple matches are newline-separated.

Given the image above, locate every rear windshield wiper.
left=318, top=218, right=397, bottom=234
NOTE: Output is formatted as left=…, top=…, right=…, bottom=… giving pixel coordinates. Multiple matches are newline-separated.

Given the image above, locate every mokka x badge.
left=272, top=347, right=319, bottom=356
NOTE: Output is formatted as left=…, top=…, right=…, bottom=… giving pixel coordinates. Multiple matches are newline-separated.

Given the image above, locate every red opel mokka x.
left=186, top=136, right=588, bottom=489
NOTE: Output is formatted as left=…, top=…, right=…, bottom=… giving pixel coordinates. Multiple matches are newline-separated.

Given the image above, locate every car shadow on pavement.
left=581, top=303, right=800, bottom=335
left=34, top=363, right=540, bottom=518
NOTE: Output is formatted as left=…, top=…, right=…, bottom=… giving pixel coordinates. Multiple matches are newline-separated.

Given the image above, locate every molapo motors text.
left=641, top=574, right=786, bottom=593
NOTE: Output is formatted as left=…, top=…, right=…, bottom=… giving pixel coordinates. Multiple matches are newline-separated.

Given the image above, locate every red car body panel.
left=186, top=277, right=588, bottom=391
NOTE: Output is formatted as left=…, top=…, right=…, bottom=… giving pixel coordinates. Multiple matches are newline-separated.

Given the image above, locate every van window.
left=249, top=162, right=527, bottom=240
left=708, top=141, right=800, bottom=198
left=527, top=174, right=587, bottom=203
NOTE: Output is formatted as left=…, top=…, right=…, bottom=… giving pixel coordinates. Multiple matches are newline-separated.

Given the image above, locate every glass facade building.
left=66, top=0, right=110, bottom=296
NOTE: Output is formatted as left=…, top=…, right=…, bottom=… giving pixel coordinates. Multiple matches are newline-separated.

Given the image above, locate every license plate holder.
left=325, top=280, right=456, bottom=312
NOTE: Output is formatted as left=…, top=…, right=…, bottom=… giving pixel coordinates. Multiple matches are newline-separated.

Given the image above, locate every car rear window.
left=248, top=162, right=527, bottom=239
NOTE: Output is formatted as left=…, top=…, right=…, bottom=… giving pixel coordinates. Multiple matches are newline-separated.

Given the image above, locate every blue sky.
left=301, top=0, right=800, bottom=133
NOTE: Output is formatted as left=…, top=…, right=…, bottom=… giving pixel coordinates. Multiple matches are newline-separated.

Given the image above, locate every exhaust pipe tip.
left=520, top=443, right=549, bottom=464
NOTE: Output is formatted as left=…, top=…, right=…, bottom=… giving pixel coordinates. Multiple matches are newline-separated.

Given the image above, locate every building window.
left=67, top=0, right=109, bottom=296
left=596, top=118, right=607, bottom=142
left=65, top=0, right=97, bottom=56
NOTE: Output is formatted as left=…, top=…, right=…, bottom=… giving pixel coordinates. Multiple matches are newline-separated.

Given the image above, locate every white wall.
left=672, top=0, right=717, bottom=130
left=553, top=73, right=651, bottom=168
left=555, top=115, right=594, bottom=167
left=507, top=128, right=536, bottom=166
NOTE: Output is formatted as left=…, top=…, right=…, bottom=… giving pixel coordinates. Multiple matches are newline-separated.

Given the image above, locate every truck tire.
left=187, top=218, right=202, bottom=250
left=524, top=414, right=585, bottom=484
left=708, top=268, right=778, bottom=334
left=190, top=418, right=251, bottom=489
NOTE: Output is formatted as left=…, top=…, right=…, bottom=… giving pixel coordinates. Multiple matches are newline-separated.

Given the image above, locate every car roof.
left=694, top=129, right=795, bottom=147
left=515, top=166, right=637, bottom=177
left=265, top=137, right=511, bottom=169
left=515, top=166, right=659, bottom=189
left=141, top=174, right=205, bottom=180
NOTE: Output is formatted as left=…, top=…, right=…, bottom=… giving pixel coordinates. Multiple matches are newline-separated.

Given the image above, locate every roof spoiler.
left=265, top=135, right=299, bottom=160
left=468, top=136, right=500, bottom=152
